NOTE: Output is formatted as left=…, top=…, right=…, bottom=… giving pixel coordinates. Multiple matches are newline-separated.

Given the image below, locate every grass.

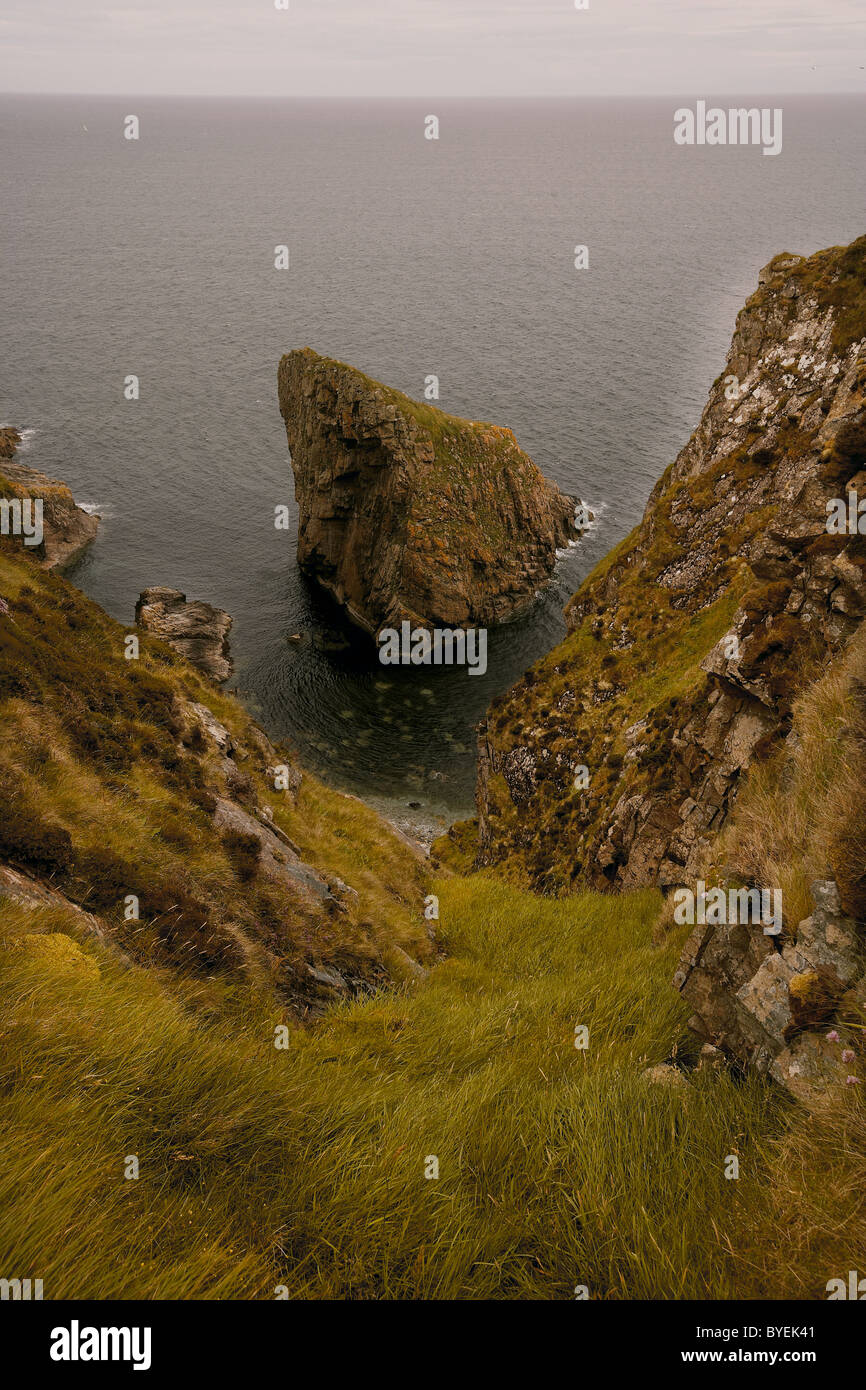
left=0, top=874, right=792, bottom=1300
left=704, top=623, right=866, bottom=930
left=0, top=542, right=430, bottom=995
left=4, top=289, right=866, bottom=1299
left=3, top=873, right=863, bottom=1299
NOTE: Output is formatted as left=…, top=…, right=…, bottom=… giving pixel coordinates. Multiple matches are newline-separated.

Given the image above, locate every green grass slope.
left=4, top=872, right=861, bottom=1300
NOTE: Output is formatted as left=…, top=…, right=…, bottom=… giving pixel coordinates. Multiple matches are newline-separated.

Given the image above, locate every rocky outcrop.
left=676, top=879, right=864, bottom=1104
left=470, top=237, right=866, bottom=896
left=0, top=426, right=99, bottom=570
left=135, top=586, right=233, bottom=683
left=0, top=426, right=21, bottom=460
left=278, top=349, right=581, bottom=636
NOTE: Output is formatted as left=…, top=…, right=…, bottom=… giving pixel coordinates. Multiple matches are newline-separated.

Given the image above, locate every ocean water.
left=1, top=95, right=864, bottom=836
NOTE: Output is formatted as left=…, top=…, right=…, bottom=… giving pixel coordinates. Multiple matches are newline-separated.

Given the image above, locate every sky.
left=3, top=0, right=866, bottom=98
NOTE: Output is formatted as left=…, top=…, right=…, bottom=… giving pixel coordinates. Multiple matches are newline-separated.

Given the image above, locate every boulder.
left=677, top=878, right=863, bottom=1098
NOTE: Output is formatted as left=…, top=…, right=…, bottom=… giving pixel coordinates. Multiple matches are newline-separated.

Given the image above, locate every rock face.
left=675, top=879, right=863, bottom=1104
left=470, top=237, right=866, bottom=895
left=278, top=348, right=580, bottom=636
left=135, top=587, right=233, bottom=683
left=0, top=426, right=99, bottom=570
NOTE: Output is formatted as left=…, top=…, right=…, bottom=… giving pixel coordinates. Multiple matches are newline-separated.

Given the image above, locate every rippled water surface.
left=2, top=96, right=864, bottom=835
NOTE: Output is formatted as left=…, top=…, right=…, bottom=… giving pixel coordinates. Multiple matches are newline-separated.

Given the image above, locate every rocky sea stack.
left=278, top=348, right=582, bottom=636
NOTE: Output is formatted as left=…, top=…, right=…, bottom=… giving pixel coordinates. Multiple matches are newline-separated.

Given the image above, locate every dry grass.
left=710, top=625, right=866, bottom=931
left=1, top=873, right=862, bottom=1299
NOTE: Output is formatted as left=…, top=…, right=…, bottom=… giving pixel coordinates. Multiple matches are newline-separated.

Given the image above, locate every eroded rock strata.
left=135, top=586, right=234, bottom=683
left=676, top=877, right=865, bottom=1101
left=278, top=348, right=580, bottom=635
left=471, top=238, right=866, bottom=894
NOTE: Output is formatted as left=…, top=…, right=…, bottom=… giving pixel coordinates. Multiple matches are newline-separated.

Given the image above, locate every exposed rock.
left=769, top=1032, right=845, bottom=1107
left=136, top=587, right=233, bottom=683
left=180, top=698, right=302, bottom=806
left=306, top=962, right=347, bottom=991
left=0, top=426, right=22, bottom=459
left=697, top=1042, right=726, bottom=1071
left=735, top=952, right=800, bottom=1056
left=0, top=863, right=108, bottom=940
left=212, top=796, right=337, bottom=904
left=187, top=701, right=235, bottom=754
left=278, top=348, right=580, bottom=636
left=677, top=879, right=863, bottom=1098
left=472, top=237, right=866, bottom=894
left=782, top=879, right=862, bottom=987
left=391, top=943, right=429, bottom=981
left=0, top=426, right=99, bottom=570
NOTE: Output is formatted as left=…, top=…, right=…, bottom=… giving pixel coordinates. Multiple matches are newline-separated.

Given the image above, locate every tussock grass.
left=708, top=624, right=866, bottom=929
left=0, top=545, right=430, bottom=986
left=0, top=876, right=815, bottom=1301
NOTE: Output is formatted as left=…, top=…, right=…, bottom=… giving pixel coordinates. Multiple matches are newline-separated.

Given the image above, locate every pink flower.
left=845, top=1075, right=860, bottom=1086
left=842, top=1049, right=856, bottom=1064
left=826, top=1031, right=840, bottom=1043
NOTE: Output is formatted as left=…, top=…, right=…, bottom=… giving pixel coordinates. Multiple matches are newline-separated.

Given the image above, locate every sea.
left=2, top=94, right=864, bottom=837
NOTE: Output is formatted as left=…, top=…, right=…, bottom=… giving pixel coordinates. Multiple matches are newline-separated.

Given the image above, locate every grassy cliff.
left=0, top=536, right=431, bottom=1007
left=1, top=478, right=864, bottom=1299
left=442, top=237, right=866, bottom=901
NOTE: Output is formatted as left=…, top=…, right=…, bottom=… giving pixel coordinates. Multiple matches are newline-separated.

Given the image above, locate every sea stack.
left=277, top=349, right=583, bottom=636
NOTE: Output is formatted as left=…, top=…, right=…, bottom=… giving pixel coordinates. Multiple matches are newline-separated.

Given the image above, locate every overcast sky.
left=4, top=0, right=866, bottom=98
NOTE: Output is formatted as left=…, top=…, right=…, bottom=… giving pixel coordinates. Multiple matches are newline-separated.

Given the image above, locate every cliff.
left=465, top=237, right=866, bottom=898
left=0, top=426, right=99, bottom=570
left=430, top=234, right=866, bottom=1100
left=277, top=349, right=580, bottom=636
left=2, top=360, right=865, bottom=1297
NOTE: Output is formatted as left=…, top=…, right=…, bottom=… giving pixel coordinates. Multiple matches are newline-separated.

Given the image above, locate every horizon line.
left=2, top=88, right=865, bottom=101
